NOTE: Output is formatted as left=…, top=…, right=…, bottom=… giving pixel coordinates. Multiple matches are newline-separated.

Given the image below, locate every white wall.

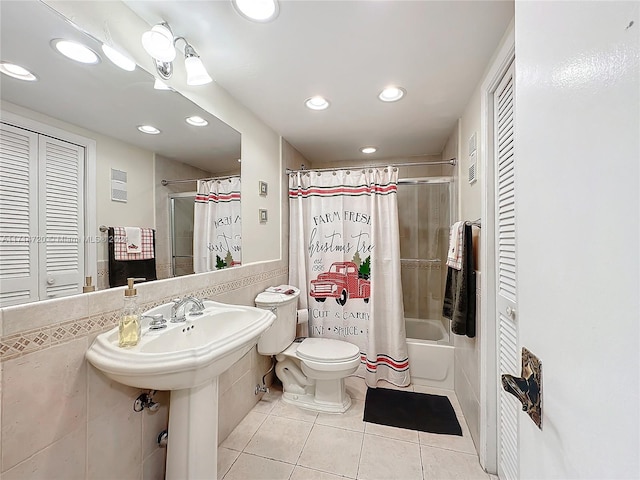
left=447, top=20, right=515, bottom=455
left=515, top=2, right=639, bottom=478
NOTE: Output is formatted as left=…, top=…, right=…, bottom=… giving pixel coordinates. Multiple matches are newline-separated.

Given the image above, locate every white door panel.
left=495, top=62, right=519, bottom=480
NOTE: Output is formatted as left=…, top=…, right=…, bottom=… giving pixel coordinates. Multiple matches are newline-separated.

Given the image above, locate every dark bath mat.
left=363, top=387, right=462, bottom=436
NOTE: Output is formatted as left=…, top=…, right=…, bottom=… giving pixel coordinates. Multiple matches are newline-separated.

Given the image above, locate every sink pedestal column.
left=166, top=377, right=219, bottom=480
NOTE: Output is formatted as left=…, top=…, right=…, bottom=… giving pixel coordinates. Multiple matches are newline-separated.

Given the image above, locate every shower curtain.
left=289, top=167, right=410, bottom=387
left=193, top=176, right=241, bottom=272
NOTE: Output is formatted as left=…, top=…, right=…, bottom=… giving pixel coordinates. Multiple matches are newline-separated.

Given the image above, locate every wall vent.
left=111, top=168, right=127, bottom=202
left=468, top=152, right=477, bottom=184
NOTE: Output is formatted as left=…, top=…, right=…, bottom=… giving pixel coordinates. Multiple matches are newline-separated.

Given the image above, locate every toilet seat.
left=294, top=338, right=361, bottom=373
left=296, top=337, right=361, bottom=363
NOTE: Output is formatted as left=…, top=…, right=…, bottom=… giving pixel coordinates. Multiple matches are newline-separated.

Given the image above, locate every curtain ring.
left=393, top=167, right=398, bottom=172
left=346, top=170, right=351, bottom=175
left=369, top=169, right=373, bottom=173
left=332, top=171, right=337, bottom=176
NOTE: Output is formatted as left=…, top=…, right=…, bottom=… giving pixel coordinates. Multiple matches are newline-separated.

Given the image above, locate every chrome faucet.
left=171, top=297, right=205, bottom=323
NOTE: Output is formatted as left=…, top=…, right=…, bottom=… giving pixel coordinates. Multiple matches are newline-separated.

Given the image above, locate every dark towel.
left=107, top=227, right=157, bottom=288
left=442, top=223, right=476, bottom=337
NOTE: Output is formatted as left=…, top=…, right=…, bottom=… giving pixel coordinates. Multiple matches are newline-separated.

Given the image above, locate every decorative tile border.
left=0, top=266, right=288, bottom=362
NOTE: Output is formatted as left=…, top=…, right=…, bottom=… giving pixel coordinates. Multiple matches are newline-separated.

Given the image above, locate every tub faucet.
left=171, top=297, right=205, bottom=323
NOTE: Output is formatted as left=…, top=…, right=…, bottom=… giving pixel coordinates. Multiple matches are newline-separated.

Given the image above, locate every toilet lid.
left=255, top=286, right=300, bottom=306
left=297, top=338, right=361, bottom=363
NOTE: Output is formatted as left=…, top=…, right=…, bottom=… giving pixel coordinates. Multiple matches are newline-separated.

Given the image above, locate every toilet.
left=255, top=286, right=361, bottom=413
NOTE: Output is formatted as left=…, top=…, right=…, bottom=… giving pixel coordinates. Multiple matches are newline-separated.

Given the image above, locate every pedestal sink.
left=86, top=300, right=275, bottom=480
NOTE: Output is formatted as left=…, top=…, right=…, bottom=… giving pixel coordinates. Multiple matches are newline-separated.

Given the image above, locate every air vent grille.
left=111, top=168, right=127, bottom=203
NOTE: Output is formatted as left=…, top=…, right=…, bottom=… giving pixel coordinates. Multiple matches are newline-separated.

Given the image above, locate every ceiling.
left=124, top=0, right=514, bottom=164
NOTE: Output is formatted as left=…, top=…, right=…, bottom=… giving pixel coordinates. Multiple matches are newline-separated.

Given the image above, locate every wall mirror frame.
left=0, top=0, right=243, bottom=307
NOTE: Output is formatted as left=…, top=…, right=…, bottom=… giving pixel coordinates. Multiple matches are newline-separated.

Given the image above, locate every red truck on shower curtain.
left=310, top=261, right=370, bottom=306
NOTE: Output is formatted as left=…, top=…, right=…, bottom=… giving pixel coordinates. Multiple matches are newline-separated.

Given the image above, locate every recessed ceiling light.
left=0, top=62, right=37, bottom=81
left=360, top=146, right=377, bottom=154
left=305, top=96, right=330, bottom=111
left=101, top=44, right=136, bottom=71
left=378, top=86, right=406, bottom=102
left=232, top=0, right=279, bottom=22
left=52, top=39, right=99, bottom=64
left=138, top=125, right=161, bottom=135
left=186, top=116, right=209, bottom=127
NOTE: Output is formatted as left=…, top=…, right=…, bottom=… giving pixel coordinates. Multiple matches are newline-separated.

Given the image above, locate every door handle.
left=506, top=306, right=516, bottom=319
left=501, top=347, right=542, bottom=429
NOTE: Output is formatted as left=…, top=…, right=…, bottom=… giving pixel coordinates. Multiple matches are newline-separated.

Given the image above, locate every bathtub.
left=405, top=318, right=454, bottom=389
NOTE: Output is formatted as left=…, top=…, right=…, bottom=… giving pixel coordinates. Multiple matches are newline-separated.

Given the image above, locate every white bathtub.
left=405, top=318, right=454, bottom=389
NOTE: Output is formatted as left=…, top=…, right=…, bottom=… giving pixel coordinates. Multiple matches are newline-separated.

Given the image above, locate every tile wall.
left=453, top=271, right=481, bottom=449
left=0, top=260, right=287, bottom=479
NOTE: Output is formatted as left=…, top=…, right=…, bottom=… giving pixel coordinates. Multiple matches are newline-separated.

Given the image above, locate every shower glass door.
left=170, top=194, right=195, bottom=277
left=397, top=178, right=453, bottom=344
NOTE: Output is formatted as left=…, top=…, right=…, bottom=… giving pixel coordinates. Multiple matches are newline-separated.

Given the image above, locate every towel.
left=108, top=227, right=157, bottom=288
left=113, top=227, right=155, bottom=260
left=446, top=221, right=464, bottom=270
left=124, top=227, right=142, bottom=254
left=442, top=223, right=476, bottom=338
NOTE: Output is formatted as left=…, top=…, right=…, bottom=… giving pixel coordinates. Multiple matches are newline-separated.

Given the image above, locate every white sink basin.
left=86, top=300, right=275, bottom=390
left=86, top=299, right=276, bottom=480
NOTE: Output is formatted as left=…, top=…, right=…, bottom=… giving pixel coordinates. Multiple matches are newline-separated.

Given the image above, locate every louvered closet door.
left=38, top=135, right=84, bottom=300
left=495, top=62, right=519, bottom=480
left=0, top=124, right=39, bottom=306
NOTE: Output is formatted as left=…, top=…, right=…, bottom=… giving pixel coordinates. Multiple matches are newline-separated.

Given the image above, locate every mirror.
left=0, top=1, right=242, bottom=305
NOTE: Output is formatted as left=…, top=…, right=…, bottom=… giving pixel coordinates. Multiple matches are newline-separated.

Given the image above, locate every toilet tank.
left=255, top=288, right=300, bottom=355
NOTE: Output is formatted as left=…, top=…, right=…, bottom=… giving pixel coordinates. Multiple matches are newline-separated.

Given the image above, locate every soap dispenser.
left=119, top=278, right=141, bottom=347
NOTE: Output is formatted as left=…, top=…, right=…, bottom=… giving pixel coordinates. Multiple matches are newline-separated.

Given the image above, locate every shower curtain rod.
left=161, top=174, right=240, bottom=186
left=285, top=159, right=456, bottom=174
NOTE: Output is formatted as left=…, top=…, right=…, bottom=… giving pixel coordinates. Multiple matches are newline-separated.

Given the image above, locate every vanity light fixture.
left=142, top=22, right=176, bottom=62
left=360, top=146, right=378, bottom=154
left=232, top=0, right=279, bottom=23
left=0, top=62, right=37, bottom=81
left=378, top=86, right=406, bottom=102
left=141, top=24, right=212, bottom=86
left=183, top=42, right=212, bottom=86
left=305, top=96, right=330, bottom=111
left=153, top=78, right=172, bottom=90
left=101, top=44, right=136, bottom=72
left=186, top=116, right=208, bottom=127
left=138, top=125, right=161, bottom=135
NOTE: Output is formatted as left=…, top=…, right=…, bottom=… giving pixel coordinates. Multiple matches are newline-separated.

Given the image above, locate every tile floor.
left=217, top=377, right=490, bottom=480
